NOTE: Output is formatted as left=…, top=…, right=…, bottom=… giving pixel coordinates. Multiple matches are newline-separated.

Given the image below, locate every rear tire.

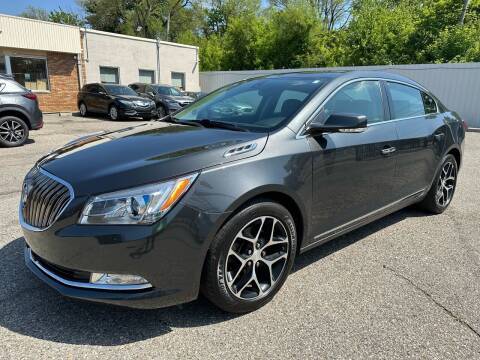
left=418, top=154, right=458, bottom=214
left=79, top=102, right=88, bottom=117
left=202, top=201, right=297, bottom=313
left=0, top=116, right=29, bottom=147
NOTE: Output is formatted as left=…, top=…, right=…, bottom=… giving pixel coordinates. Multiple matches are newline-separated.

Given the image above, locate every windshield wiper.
left=159, top=115, right=204, bottom=127
left=196, top=119, right=248, bottom=132
left=159, top=116, right=248, bottom=132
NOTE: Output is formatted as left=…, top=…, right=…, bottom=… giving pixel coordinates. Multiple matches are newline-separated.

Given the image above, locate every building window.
left=139, top=69, right=155, bottom=84
left=10, top=57, right=49, bottom=91
left=100, top=66, right=119, bottom=84
left=171, top=72, right=185, bottom=90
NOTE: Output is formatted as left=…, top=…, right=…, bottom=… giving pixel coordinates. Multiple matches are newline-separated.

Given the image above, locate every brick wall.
left=37, top=52, right=79, bottom=112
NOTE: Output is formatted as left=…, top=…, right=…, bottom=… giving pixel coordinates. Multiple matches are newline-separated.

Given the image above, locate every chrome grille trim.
left=19, top=168, right=75, bottom=232
left=27, top=248, right=153, bottom=291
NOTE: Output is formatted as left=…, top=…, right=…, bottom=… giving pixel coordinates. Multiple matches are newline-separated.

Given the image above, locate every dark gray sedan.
left=20, top=71, right=465, bottom=313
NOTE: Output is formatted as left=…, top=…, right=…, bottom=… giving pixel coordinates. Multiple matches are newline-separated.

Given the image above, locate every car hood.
left=39, top=122, right=267, bottom=196
left=166, top=95, right=194, bottom=102
left=114, top=95, right=149, bottom=102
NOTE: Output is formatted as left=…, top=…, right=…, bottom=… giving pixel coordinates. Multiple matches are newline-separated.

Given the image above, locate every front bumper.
left=120, top=107, right=157, bottom=119
left=22, top=199, right=224, bottom=309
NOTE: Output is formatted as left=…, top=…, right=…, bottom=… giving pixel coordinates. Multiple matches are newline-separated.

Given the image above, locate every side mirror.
left=305, top=113, right=367, bottom=135
left=99, top=91, right=107, bottom=96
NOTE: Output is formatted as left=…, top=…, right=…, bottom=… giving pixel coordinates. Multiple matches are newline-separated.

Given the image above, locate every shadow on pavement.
left=0, top=207, right=428, bottom=346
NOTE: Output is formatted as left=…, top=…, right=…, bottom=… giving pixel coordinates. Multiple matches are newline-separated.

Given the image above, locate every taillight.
left=22, top=92, right=37, bottom=101
left=462, top=120, right=469, bottom=131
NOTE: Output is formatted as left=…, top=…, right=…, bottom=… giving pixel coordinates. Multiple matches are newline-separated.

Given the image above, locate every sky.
left=0, top=0, right=83, bottom=16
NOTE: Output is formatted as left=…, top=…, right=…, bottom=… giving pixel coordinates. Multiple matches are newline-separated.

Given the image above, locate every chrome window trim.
left=296, top=77, right=440, bottom=139
left=27, top=248, right=153, bottom=291
left=19, top=167, right=75, bottom=232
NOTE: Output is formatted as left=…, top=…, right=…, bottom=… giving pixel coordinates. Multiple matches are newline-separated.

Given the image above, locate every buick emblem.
left=21, top=181, right=31, bottom=208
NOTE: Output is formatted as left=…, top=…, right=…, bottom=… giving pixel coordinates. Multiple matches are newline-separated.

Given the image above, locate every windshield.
left=174, top=75, right=330, bottom=132
left=153, top=86, right=183, bottom=96
left=104, top=85, right=137, bottom=96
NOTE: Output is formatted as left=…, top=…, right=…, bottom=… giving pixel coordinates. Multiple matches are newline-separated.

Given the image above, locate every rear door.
left=385, top=81, right=447, bottom=198
left=307, top=80, right=399, bottom=241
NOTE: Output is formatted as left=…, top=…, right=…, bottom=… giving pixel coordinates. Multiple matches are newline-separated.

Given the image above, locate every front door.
left=307, top=80, right=399, bottom=244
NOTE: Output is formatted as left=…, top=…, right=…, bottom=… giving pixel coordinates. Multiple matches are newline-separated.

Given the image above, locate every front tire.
left=0, top=116, right=29, bottom=147
left=157, top=105, right=167, bottom=119
left=109, top=105, right=120, bottom=121
left=418, top=154, right=458, bottom=214
left=202, top=201, right=297, bottom=313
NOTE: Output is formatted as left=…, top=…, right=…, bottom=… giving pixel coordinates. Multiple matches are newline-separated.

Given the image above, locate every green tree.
left=19, top=6, right=49, bottom=21
left=49, top=8, right=85, bottom=26
left=345, top=0, right=418, bottom=65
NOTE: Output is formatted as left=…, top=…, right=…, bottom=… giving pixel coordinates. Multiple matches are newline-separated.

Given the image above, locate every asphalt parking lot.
left=0, top=113, right=479, bottom=359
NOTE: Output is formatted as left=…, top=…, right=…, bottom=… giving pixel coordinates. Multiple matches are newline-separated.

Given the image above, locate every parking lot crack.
left=383, top=264, right=480, bottom=339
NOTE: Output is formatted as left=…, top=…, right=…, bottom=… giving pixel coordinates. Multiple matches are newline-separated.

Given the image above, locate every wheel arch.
left=0, top=107, right=32, bottom=129
left=211, top=186, right=308, bottom=255
left=447, top=146, right=461, bottom=169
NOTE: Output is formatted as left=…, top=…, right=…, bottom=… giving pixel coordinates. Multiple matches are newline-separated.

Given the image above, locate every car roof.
left=262, top=70, right=422, bottom=89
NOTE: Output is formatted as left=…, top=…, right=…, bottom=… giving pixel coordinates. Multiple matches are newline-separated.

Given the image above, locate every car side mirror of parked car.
left=305, top=113, right=368, bottom=135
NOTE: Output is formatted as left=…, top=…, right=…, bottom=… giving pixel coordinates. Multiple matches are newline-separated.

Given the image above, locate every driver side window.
left=323, top=81, right=384, bottom=124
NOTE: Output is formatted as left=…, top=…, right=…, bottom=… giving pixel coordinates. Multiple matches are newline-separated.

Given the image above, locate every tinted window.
left=387, top=82, right=425, bottom=119
left=274, top=90, right=309, bottom=113
left=156, top=86, right=171, bottom=95
left=422, top=92, right=437, bottom=114
left=103, top=85, right=137, bottom=96
left=323, top=81, right=384, bottom=124
left=175, top=76, right=330, bottom=132
left=85, top=84, right=99, bottom=93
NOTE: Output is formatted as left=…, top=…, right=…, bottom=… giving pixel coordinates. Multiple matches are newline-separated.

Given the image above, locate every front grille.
left=21, top=168, right=72, bottom=230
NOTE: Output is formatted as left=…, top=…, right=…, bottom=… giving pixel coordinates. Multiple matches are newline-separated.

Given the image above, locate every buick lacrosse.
left=20, top=71, right=465, bottom=313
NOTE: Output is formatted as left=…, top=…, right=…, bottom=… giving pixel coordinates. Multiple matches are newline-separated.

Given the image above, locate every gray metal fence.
left=200, top=63, right=480, bottom=128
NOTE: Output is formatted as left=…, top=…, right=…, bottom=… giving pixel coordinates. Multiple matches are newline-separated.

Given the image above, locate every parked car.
left=0, top=74, right=43, bottom=147
left=184, top=91, right=207, bottom=100
left=129, top=83, right=195, bottom=117
left=77, top=83, right=157, bottom=121
left=20, top=71, right=465, bottom=313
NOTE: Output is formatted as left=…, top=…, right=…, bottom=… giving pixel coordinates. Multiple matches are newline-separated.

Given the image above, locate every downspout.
left=156, top=38, right=161, bottom=84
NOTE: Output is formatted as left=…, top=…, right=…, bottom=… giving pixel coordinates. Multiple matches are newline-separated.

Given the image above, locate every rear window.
left=387, top=82, right=425, bottom=119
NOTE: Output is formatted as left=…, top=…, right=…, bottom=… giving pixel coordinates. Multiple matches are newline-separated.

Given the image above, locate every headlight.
left=79, top=173, right=198, bottom=225
left=118, top=100, right=133, bottom=106
left=166, top=99, right=179, bottom=106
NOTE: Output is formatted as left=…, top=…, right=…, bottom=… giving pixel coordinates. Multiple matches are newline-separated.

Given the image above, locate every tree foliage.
left=18, top=0, right=480, bottom=71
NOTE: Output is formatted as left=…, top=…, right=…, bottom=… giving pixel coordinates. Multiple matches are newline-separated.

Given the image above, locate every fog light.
left=90, top=273, right=150, bottom=286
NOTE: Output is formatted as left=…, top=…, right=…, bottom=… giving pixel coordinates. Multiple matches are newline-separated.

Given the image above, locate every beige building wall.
left=0, top=14, right=81, bottom=54
left=158, top=42, right=200, bottom=91
left=82, top=29, right=200, bottom=91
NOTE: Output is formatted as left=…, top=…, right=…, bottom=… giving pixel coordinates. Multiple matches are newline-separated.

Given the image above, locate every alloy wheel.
left=80, top=103, right=87, bottom=116
left=225, top=216, right=290, bottom=300
left=435, top=161, right=457, bottom=207
left=110, top=106, right=118, bottom=120
left=0, top=119, right=26, bottom=144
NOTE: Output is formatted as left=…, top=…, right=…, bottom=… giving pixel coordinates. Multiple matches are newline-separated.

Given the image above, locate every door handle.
left=381, top=146, right=397, bottom=155
left=434, top=133, right=445, bottom=141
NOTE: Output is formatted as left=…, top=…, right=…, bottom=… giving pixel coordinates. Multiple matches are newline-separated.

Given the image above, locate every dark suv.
left=0, top=74, right=43, bottom=147
left=78, top=83, right=157, bottom=121
left=129, top=83, right=195, bottom=118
